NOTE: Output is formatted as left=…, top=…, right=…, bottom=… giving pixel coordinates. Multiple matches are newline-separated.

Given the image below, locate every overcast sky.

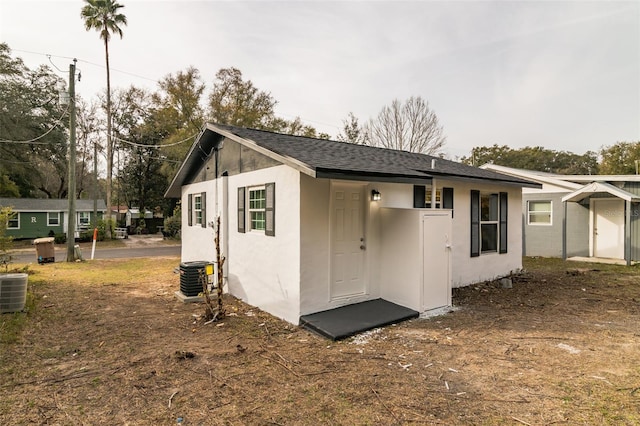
left=1, top=0, right=638, bottom=159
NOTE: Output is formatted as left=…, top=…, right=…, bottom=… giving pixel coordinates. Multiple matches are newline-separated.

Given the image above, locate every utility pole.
left=93, top=140, right=97, bottom=228
left=66, top=59, right=78, bottom=262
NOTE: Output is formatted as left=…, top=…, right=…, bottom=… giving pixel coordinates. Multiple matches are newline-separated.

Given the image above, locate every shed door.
left=422, top=212, right=452, bottom=311
left=330, top=183, right=366, bottom=299
left=593, top=199, right=624, bottom=259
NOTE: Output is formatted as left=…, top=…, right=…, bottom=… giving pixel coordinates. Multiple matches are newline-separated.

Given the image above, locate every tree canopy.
left=0, top=43, right=69, bottom=198
left=337, top=112, right=366, bottom=145
left=460, top=144, right=599, bottom=175
left=207, top=67, right=329, bottom=139
left=599, top=142, right=640, bottom=175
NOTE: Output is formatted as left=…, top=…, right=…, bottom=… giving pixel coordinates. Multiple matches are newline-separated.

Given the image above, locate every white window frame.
left=248, top=186, right=266, bottom=232
left=48, top=212, right=61, bottom=226
left=194, top=194, right=203, bottom=226
left=527, top=200, right=552, bottom=226
left=77, top=212, right=90, bottom=228
left=480, top=192, right=499, bottom=254
left=7, top=213, right=19, bottom=229
left=425, top=187, right=442, bottom=209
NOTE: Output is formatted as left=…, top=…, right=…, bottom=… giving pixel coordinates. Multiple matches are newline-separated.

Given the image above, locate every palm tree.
left=81, top=0, right=127, bottom=239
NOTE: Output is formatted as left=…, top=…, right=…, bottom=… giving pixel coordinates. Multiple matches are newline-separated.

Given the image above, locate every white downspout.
left=431, top=159, right=437, bottom=209
left=222, top=173, right=229, bottom=280
left=431, top=178, right=437, bottom=209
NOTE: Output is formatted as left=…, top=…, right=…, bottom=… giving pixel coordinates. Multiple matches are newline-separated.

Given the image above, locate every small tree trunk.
left=214, top=215, right=225, bottom=319
left=201, top=215, right=226, bottom=322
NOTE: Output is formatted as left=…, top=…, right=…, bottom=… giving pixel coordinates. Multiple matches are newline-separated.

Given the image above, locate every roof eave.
left=315, top=169, right=433, bottom=184
left=207, top=124, right=316, bottom=178
left=562, top=182, right=640, bottom=202
left=165, top=123, right=317, bottom=198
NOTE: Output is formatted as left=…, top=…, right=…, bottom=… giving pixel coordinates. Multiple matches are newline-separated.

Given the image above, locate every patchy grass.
left=1, top=256, right=640, bottom=424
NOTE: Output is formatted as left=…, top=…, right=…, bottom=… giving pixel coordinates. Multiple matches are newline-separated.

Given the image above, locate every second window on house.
left=413, top=185, right=454, bottom=210
left=471, top=190, right=508, bottom=256
left=481, top=193, right=499, bottom=253
left=238, top=183, right=275, bottom=236
left=248, top=186, right=266, bottom=231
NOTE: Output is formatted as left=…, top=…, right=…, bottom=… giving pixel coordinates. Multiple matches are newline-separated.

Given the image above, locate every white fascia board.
left=480, top=164, right=582, bottom=191
left=565, top=175, right=640, bottom=183
left=562, top=181, right=640, bottom=202
left=206, top=124, right=316, bottom=178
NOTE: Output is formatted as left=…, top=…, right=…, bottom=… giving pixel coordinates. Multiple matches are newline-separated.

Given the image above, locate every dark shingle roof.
left=165, top=123, right=538, bottom=197
left=216, top=125, right=537, bottom=186
left=0, top=198, right=106, bottom=212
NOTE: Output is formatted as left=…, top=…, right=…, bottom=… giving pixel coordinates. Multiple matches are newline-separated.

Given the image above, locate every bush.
left=97, top=218, right=114, bottom=241
left=54, top=233, right=66, bottom=244
left=0, top=207, right=15, bottom=272
left=164, top=212, right=181, bottom=238
left=78, top=231, right=93, bottom=243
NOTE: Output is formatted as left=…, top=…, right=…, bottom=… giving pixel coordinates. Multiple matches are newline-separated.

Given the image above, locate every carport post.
left=626, top=200, right=631, bottom=266
left=562, top=200, right=567, bottom=260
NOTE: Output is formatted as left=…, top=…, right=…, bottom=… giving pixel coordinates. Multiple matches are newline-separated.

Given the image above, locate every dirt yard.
left=1, top=257, right=639, bottom=425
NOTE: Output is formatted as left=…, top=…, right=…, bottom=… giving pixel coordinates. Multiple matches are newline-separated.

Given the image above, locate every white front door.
left=330, top=183, right=366, bottom=299
left=593, top=199, right=625, bottom=259
left=422, top=212, right=452, bottom=311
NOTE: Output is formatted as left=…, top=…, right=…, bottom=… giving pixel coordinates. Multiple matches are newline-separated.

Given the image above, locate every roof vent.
left=431, top=159, right=436, bottom=169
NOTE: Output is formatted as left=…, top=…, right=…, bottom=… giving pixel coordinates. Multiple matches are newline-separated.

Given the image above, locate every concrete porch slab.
left=567, top=256, right=635, bottom=266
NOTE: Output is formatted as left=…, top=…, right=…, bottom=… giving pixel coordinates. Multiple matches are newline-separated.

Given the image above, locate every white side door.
left=422, top=211, right=452, bottom=311
left=593, top=199, right=624, bottom=259
left=330, top=183, right=366, bottom=299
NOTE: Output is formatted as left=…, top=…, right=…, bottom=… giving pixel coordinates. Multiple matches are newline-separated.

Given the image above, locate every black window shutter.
left=201, top=192, right=207, bottom=228
left=413, top=185, right=426, bottom=208
left=470, top=190, right=480, bottom=257
left=238, top=187, right=245, bottom=233
left=499, top=192, right=508, bottom=253
left=265, top=182, right=275, bottom=237
left=188, top=194, right=193, bottom=227
left=443, top=187, right=454, bottom=216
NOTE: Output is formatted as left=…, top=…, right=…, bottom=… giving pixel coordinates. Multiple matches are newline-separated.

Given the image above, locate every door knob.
left=360, top=245, right=366, bottom=250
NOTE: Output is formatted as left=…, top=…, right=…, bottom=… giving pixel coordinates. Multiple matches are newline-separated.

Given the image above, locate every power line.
left=0, top=103, right=70, bottom=144
left=77, top=58, right=159, bottom=83
left=111, top=132, right=198, bottom=149
left=12, top=48, right=160, bottom=84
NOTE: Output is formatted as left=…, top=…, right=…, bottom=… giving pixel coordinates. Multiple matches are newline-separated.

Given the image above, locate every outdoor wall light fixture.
left=371, top=189, right=381, bottom=201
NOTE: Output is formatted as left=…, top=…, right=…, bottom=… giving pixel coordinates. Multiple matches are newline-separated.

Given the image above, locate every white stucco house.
left=165, top=124, right=538, bottom=325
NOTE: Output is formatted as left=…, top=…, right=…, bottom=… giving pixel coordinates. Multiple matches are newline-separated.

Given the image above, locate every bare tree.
left=363, top=96, right=446, bottom=155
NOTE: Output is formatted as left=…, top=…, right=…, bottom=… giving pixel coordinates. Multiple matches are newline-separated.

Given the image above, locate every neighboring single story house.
left=112, top=206, right=155, bottom=227
left=482, top=164, right=640, bottom=265
left=0, top=198, right=106, bottom=239
left=165, top=124, right=538, bottom=324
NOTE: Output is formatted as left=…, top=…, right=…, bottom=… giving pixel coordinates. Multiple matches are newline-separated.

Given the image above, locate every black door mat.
left=299, top=299, right=419, bottom=341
